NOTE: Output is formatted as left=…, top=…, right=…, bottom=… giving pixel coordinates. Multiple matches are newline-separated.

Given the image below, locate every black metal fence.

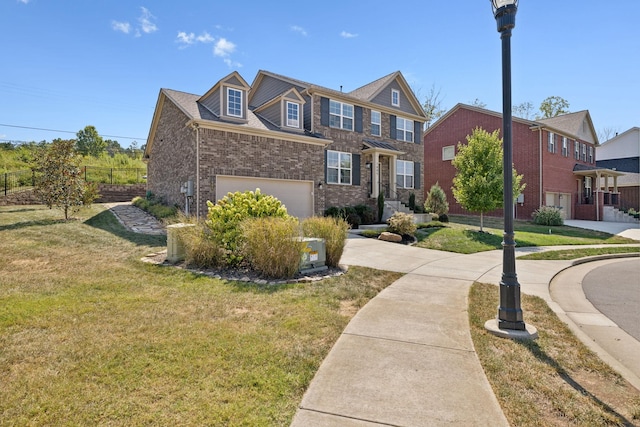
left=2, top=167, right=147, bottom=196
left=2, top=170, right=34, bottom=196
left=82, top=166, right=146, bottom=185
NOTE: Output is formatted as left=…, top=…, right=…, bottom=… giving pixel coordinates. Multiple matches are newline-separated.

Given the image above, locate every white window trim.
left=327, top=150, right=352, bottom=185
left=285, top=101, right=299, bottom=128
left=396, top=117, right=414, bottom=142
left=329, top=100, right=354, bottom=131
left=442, top=145, right=455, bottom=161
left=582, top=144, right=587, bottom=161
left=588, top=146, right=594, bottom=163
left=391, top=89, right=400, bottom=107
left=548, top=132, right=555, bottom=153
left=396, top=160, right=414, bottom=189
left=562, top=137, right=568, bottom=157
left=575, top=141, right=580, bottom=159
left=371, top=110, right=381, bottom=136
left=227, top=87, right=243, bottom=117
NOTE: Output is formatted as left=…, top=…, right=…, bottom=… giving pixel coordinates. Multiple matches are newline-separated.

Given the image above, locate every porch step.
left=603, top=206, right=640, bottom=223
left=382, top=200, right=413, bottom=222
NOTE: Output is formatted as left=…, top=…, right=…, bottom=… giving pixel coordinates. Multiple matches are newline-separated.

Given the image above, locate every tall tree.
left=76, top=125, right=106, bottom=157
left=33, top=138, right=98, bottom=220
left=422, top=84, right=446, bottom=129
left=451, top=127, right=525, bottom=231
left=538, top=96, right=570, bottom=119
left=104, top=139, right=122, bottom=156
left=513, top=101, right=534, bottom=119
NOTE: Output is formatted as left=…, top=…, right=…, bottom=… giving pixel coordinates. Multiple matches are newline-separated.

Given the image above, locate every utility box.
left=166, top=223, right=195, bottom=263
left=299, top=237, right=327, bottom=273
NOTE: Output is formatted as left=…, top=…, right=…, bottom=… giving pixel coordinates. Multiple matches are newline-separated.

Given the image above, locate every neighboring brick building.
left=424, top=104, right=622, bottom=221
left=144, top=70, right=426, bottom=219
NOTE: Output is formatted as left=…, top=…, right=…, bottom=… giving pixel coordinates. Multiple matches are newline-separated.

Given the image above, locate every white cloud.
left=291, top=25, right=307, bottom=36
left=340, top=31, right=358, bottom=38
left=176, top=31, right=214, bottom=48
left=138, top=7, right=158, bottom=34
left=214, top=38, right=236, bottom=57
left=18, top=0, right=30, bottom=4
left=112, top=21, right=131, bottom=34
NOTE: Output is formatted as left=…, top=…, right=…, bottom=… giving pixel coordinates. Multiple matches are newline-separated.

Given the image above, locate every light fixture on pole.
left=485, top=0, right=537, bottom=339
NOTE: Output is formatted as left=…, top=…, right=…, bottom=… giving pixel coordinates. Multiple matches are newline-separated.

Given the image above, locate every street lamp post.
left=490, top=0, right=528, bottom=333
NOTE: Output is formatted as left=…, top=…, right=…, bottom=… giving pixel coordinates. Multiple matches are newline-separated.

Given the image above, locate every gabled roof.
left=348, top=71, right=398, bottom=101
left=198, top=71, right=250, bottom=103
left=424, top=103, right=537, bottom=136
left=536, top=110, right=598, bottom=145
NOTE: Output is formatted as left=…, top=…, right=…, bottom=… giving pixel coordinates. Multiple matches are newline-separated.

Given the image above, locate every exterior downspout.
left=538, top=127, right=543, bottom=208
left=194, top=123, right=200, bottom=220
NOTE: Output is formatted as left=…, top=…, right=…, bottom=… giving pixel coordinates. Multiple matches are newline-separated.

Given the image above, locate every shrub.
left=302, top=216, right=349, bottom=268
left=532, top=205, right=564, bottom=226
left=438, top=213, right=449, bottom=223
left=132, top=196, right=177, bottom=219
left=377, top=192, right=385, bottom=222
left=354, top=204, right=376, bottom=225
left=206, top=189, right=290, bottom=265
left=387, top=212, right=416, bottom=236
left=425, top=182, right=449, bottom=216
left=324, top=206, right=341, bottom=218
left=408, top=192, right=416, bottom=211
left=241, top=217, right=302, bottom=279
left=177, top=219, right=224, bottom=268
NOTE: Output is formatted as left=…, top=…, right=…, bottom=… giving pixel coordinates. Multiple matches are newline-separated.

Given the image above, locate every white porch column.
left=372, top=152, right=380, bottom=198
left=390, top=155, right=397, bottom=199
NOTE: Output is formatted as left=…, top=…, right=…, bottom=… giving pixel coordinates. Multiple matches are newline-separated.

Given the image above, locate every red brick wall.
left=424, top=106, right=597, bottom=220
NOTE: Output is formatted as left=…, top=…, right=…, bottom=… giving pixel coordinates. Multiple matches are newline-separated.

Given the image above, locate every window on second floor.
left=562, top=137, right=568, bottom=157
left=286, top=101, right=299, bottom=128
left=227, top=88, right=243, bottom=117
left=548, top=132, right=556, bottom=153
left=371, top=110, right=381, bottom=136
left=575, top=141, right=580, bottom=160
left=396, top=117, right=414, bottom=142
left=329, top=100, right=353, bottom=131
left=588, top=146, right=594, bottom=163
left=396, top=160, right=414, bottom=189
left=582, top=144, right=587, bottom=161
left=391, top=89, right=400, bottom=107
left=327, top=150, right=352, bottom=185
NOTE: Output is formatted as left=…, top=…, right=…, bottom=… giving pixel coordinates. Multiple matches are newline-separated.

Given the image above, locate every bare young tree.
left=422, top=84, right=446, bottom=129
left=597, top=127, right=621, bottom=142
left=513, top=101, right=534, bottom=119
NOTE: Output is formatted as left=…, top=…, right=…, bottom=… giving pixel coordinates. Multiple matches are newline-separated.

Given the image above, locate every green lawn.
left=0, top=205, right=401, bottom=426
left=413, top=215, right=636, bottom=254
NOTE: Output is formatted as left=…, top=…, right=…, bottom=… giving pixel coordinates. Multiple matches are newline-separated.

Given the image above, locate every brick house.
left=596, top=127, right=640, bottom=212
left=424, top=104, right=622, bottom=221
left=144, top=70, right=426, bottom=219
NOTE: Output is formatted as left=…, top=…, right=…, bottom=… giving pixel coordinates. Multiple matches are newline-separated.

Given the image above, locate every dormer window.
left=286, top=101, right=299, bottom=128
left=227, top=88, right=243, bottom=117
left=392, top=89, right=400, bottom=107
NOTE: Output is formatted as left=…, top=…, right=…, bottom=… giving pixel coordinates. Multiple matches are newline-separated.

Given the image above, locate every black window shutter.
left=414, top=121, right=422, bottom=144
left=324, top=150, right=328, bottom=183
left=354, top=106, right=363, bottom=133
left=321, top=97, right=329, bottom=126
left=390, top=115, right=397, bottom=140
left=414, top=162, right=421, bottom=189
left=352, top=154, right=361, bottom=186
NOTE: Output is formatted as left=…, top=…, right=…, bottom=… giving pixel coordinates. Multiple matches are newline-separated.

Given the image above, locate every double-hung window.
left=371, top=110, right=381, bottom=136
left=392, top=89, right=400, bottom=107
left=286, top=101, right=299, bottom=128
left=327, top=150, right=352, bottom=185
left=575, top=141, right=580, bottom=159
left=227, top=88, right=242, bottom=117
left=548, top=132, right=556, bottom=153
left=329, top=100, right=353, bottom=130
left=588, top=146, right=594, bottom=163
left=396, top=160, right=414, bottom=189
left=582, top=144, right=587, bottom=161
left=562, top=137, right=568, bottom=156
left=396, top=117, right=414, bottom=142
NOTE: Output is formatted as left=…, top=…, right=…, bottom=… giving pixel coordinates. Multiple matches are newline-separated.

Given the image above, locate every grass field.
left=0, top=205, right=400, bottom=426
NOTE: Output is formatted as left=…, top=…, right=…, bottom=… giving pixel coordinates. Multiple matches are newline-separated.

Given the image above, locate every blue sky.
left=1, top=0, right=638, bottom=148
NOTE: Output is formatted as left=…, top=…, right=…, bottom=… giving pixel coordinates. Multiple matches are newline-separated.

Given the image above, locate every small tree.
left=33, top=139, right=98, bottom=220
left=538, top=96, right=570, bottom=119
left=76, top=125, right=106, bottom=157
left=451, top=127, right=525, bottom=232
left=424, top=182, right=449, bottom=216
left=377, top=191, right=385, bottom=223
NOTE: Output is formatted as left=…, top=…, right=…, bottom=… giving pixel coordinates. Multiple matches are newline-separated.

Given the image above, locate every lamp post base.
left=485, top=319, right=538, bottom=340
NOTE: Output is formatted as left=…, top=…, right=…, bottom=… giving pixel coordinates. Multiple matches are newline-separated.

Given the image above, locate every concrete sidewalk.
left=291, top=229, right=640, bottom=426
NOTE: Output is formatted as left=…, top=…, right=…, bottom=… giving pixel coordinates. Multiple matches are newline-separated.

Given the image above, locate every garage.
left=215, top=175, right=314, bottom=218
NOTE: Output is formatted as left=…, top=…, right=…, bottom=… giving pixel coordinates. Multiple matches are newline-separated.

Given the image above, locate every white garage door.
left=216, top=175, right=314, bottom=218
